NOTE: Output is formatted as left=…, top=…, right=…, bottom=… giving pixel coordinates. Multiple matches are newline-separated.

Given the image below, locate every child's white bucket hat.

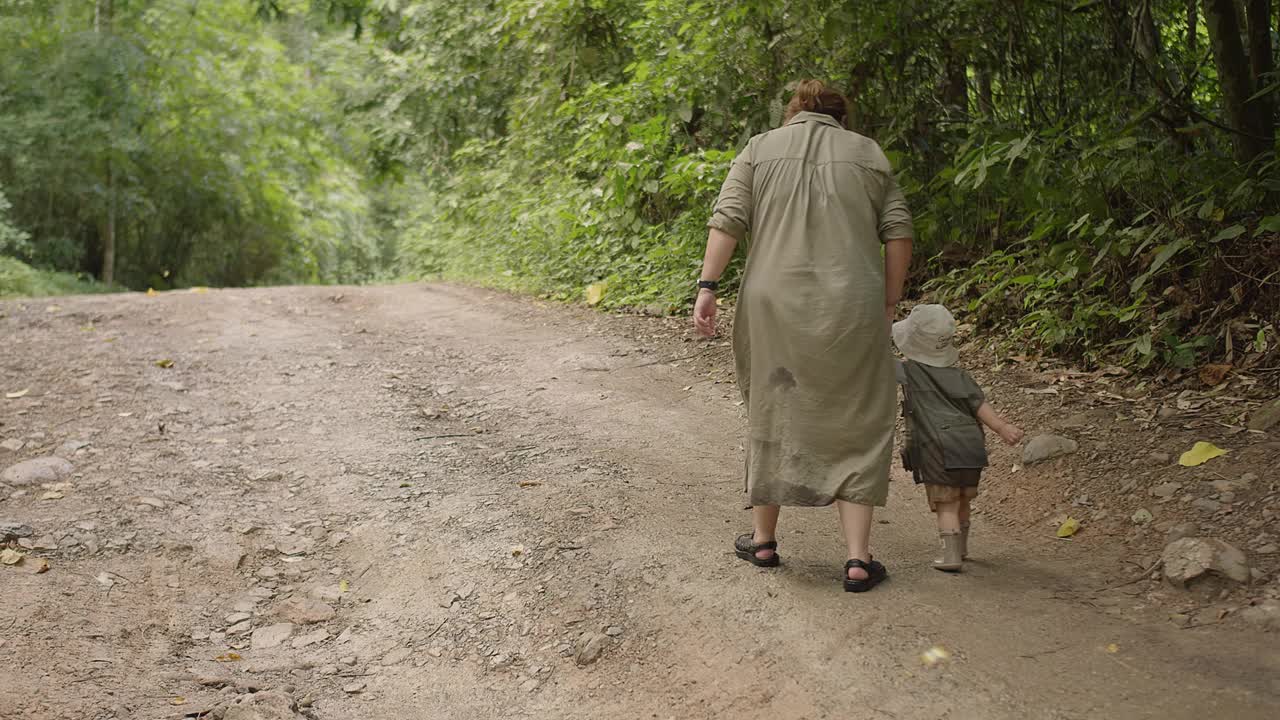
left=892, top=304, right=960, bottom=368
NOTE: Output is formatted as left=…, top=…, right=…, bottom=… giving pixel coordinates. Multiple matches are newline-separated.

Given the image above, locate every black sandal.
left=734, top=533, right=780, bottom=567
left=843, top=558, right=887, bottom=593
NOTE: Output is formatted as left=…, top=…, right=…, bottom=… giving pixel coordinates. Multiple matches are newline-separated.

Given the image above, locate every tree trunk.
left=977, top=67, right=995, bottom=118
left=1203, top=0, right=1271, bottom=162
left=1245, top=0, right=1275, bottom=140
left=96, top=0, right=116, bottom=284
left=941, top=50, right=969, bottom=118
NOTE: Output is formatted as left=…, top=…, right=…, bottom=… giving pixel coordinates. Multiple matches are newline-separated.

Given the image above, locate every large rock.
left=1022, top=435, right=1078, bottom=465
left=275, top=596, right=335, bottom=625
left=223, top=690, right=301, bottom=720
left=2, top=456, right=73, bottom=487
left=1240, top=600, right=1280, bottom=632
left=1248, top=398, right=1280, bottom=432
left=1161, top=537, right=1250, bottom=588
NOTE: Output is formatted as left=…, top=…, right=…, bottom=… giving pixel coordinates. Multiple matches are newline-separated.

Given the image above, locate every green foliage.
left=378, top=0, right=1277, bottom=367
left=0, top=256, right=111, bottom=299
left=0, top=0, right=391, bottom=291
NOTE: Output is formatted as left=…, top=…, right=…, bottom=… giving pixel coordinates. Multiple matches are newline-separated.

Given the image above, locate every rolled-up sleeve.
left=707, top=140, right=754, bottom=242
left=878, top=172, right=914, bottom=243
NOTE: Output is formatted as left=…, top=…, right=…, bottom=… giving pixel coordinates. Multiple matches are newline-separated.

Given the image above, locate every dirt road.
left=2, top=284, right=1277, bottom=720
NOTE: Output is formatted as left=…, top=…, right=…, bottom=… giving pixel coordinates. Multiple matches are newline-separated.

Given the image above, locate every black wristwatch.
left=697, top=280, right=719, bottom=293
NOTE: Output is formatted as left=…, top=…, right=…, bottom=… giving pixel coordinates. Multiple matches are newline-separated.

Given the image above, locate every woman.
left=694, top=80, right=913, bottom=592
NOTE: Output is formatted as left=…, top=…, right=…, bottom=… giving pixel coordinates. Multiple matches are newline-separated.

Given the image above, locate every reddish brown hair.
left=783, top=79, right=850, bottom=127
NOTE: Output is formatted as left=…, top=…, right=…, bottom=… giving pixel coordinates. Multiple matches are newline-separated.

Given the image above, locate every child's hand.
left=998, top=422, right=1025, bottom=446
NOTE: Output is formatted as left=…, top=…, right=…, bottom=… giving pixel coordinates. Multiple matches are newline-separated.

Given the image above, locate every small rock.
left=1148, top=451, right=1172, bottom=465
left=317, top=665, right=339, bottom=676
left=222, top=690, right=298, bottom=720
left=227, top=620, right=254, bottom=637
left=290, top=629, right=330, bottom=649
left=2, top=457, right=73, bottom=487
left=342, top=681, right=366, bottom=694
left=136, top=496, right=166, bottom=509
left=0, top=521, right=34, bottom=541
left=382, top=647, right=412, bottom=666
left=1131, top=508, right=1154, bottom=525
left=0, top=439, right=24, bottom=452
left=340, top=655, right=357, bottom=667
left=575, top=633, right=609, bottom=666
left=1238, top=473, right=1258, bottom=486
left=1240, top=600, right=1280, bottom=631
left=1191, top=498, right=1221, bottom=514
left=1248, top=398, right=1280, bottom=432
left=250, top=623, right=295, bottom=650
left=1021, top=435, right=1078, bottom=465
left=1161, top=537, right=1250, bottom=587
left=521, top=678, right=540, bottom=692
left=604, top=625, right=624, bottom=637
left=1219, top=491, right=1236, bottom=504
left=1165, top=522, right=1199, bottom=543
left=1257, top=544, right=1279, bottom=555
left=56, top=440, right=90, bottom=456
left=1150, top=482, right=1181, bottom=499
left=275, top=596, right=335, bottom=625
left=426, top=647, right=442, bottom=658
left=438, top=591, right=460, bottom=609
left=225, top=612, right=252, bottom=625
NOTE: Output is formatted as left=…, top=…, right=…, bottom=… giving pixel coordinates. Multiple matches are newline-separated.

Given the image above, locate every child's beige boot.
left=960, top=523, right=970, bottom=559
left=932, top=530, right=963, bottom=572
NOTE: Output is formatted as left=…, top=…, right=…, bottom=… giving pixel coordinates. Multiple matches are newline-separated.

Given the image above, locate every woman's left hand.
left=694, top=289, right=718, bottom=337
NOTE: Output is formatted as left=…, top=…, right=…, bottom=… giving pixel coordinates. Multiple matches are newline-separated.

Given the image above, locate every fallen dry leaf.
left=1056, top=517, right=1080, bottom=538
left=32, top=558, right=50, bottom=574
left=155, top=359, right=174, bottom=369
left=5, top=388, right=29, bottom=399
left=1106, top=643, right=1120, bottom=654
left=339, top=579, right=350, bottom=593
left=40, top=490, right=64, bottom=500
left=585, top=281, right=607, bottom=306
left=146, top=288, right=157, bottom=297
left=517, top=479, right=542, bottom=488
left=190, top=286, right=209, bottom=294
left=511, top=545, right=526, bottom=557
left=170, top=697, right=186, bottom=706
left=1, top=548, right=24, bottom=566
left=1178, top=441, right=1228, bottom=467
left=214, top=652, right=242, bottom=662
left=1198, top=364, right=1232, bottom=387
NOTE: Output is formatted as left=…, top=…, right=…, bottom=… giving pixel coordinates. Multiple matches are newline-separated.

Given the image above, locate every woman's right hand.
left=694, top=289, right=718, bottom=337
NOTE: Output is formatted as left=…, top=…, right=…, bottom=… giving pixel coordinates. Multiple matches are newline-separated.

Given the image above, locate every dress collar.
left=785, top=111, right=844, bottom=129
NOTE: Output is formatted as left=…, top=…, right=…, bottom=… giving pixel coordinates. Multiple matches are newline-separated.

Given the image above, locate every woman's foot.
left=843, top=558, right=887, bottom=592
left=734, top=532, right=780, bottom=567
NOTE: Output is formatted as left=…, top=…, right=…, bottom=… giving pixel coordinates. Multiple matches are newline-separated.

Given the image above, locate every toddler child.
left=893, top=305, right=1024, bottom=571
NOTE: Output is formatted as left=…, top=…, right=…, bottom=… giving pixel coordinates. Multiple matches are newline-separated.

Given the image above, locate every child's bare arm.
left=976, top=402, right=1024, bottom=446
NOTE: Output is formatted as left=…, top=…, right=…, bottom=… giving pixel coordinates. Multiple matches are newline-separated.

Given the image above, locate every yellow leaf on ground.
left=190, top=286, right=209, bottom=294
left=1178, top=441, right=1228, bottom=467
left=1106, top=643, right=1120, bottom=654
left=921, top=646, right=951, bottom=666
left=585, top=282, right=607, bottom=306
left=1056, top=517, right=1080, bottom=538
left=155, top=359, right=174, bottom=368
left=0, top=548, right=24, bottom=566
left=170, top=697, right=186, bottom=706
left=146, top=288, right=157, bottom=297
left=339, top=579, right=350, bottom=593
left=33, top=558, right=50, bottom=574
left=5, top=388, right=29, bottom=399
left=214, top=652, right=242, bottom=662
